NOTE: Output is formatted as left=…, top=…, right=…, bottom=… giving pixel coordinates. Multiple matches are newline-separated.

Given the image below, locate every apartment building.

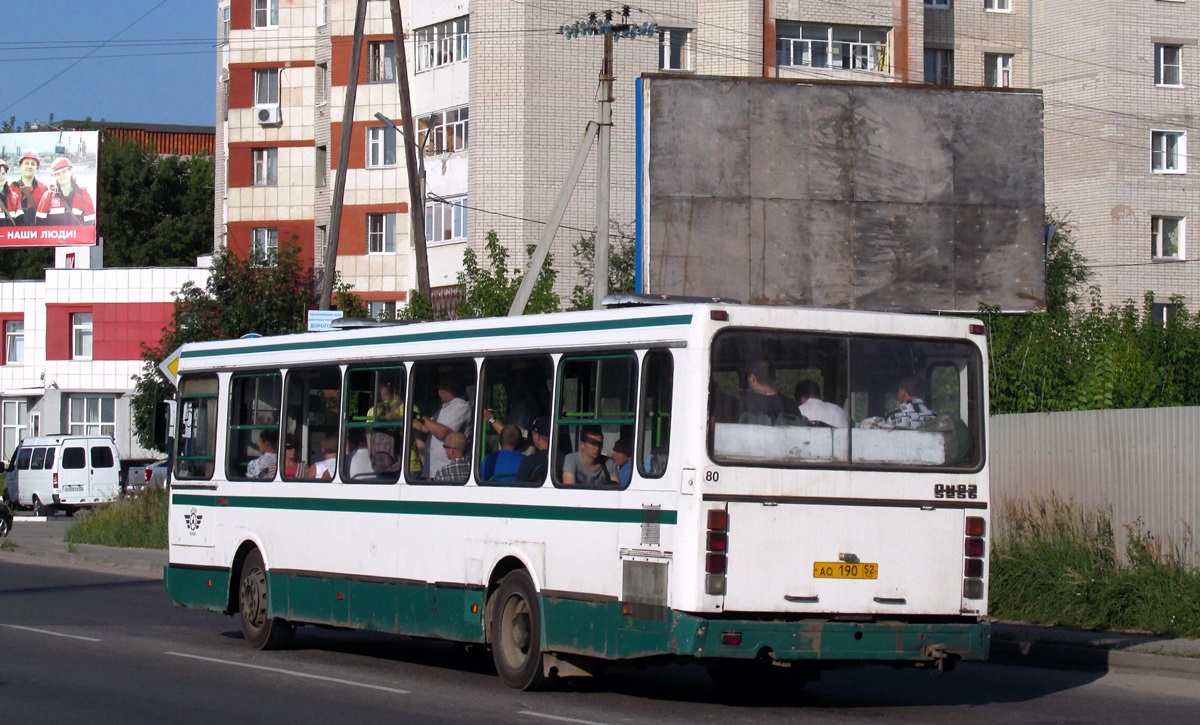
left=217, top=1, right=1193, bottom=311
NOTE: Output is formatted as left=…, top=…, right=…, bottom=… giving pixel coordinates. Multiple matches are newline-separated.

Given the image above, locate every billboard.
left=637, top=76, right=1046, bottom=313
left=0, top=130, right=100, bottom=247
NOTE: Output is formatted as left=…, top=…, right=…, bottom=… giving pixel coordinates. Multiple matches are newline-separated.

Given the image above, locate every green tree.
left=130, top=245, right=317, bottom=451
left=99, top=136, right=215, bottom=268
left=457, top=230, right=560, bottom=318
left=568, top=221, right=636, bottom=311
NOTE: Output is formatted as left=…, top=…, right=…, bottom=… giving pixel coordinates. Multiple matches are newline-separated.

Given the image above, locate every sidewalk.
left=3, top=516, right=1199, bottom=679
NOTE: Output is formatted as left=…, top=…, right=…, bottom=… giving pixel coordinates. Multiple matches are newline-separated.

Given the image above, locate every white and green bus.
left=161, top=298, right=990, bottom=690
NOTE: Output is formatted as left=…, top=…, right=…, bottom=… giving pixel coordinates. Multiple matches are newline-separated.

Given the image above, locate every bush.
left=990, top=496, right=1200, bottom=637
left=64, top=487, right=168, bottom=550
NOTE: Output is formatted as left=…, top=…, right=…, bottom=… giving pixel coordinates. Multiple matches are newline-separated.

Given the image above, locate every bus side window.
left=228, top=372, right=281, bottom=481
left=176, top=374, right=218, bottom=481
left=639, top=350, right=673, bottom=479
left=407, top=359, right=476, bottom=485
left=478, top=355, right=552, bottom=487
left=343, top=366, right=408, bottom=484
left=282, top=366, right=342, bottom=482
left=554, top=353, right=637, bottom=489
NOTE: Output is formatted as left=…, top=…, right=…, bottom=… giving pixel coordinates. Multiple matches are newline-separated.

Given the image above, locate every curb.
left=991, top=639, right=1200, bottom=680
left=0, top=544, right=165, bottom=579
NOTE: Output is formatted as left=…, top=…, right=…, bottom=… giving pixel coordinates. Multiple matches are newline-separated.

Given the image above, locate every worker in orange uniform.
left=36, top=157, right=95, bottom=226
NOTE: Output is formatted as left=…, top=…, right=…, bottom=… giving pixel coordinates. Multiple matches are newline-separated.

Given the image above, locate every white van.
left=5, top=436, right=121, bottom=516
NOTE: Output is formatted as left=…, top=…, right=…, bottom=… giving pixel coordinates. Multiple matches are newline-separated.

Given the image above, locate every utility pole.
left=388, top=0, right=431, bottom=300
left=594, top=32, right=613, bottom=310
left=320, top=0, right=369, bottom=311
left=508, top=7, right=656, bottom=316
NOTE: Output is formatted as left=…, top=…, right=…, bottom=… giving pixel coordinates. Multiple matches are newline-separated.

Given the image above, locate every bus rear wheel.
left=238, top=548, right=294, bottom=650
left=490, top=570, right=546, bottom=690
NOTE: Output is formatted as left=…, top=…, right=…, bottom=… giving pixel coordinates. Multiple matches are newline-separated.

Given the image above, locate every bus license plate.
left=813, top=562, right=878, bottom=579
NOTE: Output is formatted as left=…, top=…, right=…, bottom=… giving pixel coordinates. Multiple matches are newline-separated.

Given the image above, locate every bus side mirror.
left=153, top=400, right=177, bottom=449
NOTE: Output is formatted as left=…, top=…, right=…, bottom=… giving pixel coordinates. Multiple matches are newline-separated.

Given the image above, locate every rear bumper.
left=674, top=615, right=990, bottom=663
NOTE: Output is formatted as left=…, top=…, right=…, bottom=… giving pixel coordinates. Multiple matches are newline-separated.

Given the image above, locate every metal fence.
left=991, top=408, right=1200, bottom=561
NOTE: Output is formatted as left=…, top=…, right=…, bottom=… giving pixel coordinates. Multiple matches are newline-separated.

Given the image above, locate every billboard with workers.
left=0, top=130, right=99, bottom=247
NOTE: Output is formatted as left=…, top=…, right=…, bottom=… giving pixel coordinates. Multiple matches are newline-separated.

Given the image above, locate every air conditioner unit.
left=255, top=103, right=280, bottom=126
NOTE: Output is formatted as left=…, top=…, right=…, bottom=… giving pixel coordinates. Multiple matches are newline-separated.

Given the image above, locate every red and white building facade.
left=0, top=247, right=209, bottom=464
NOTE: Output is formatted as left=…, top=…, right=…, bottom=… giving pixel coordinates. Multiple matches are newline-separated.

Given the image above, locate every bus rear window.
left=709, top=329, right=983, bottom=471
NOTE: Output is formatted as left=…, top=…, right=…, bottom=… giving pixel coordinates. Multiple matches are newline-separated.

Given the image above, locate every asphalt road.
left=2, top=557, right=1199, bottom=723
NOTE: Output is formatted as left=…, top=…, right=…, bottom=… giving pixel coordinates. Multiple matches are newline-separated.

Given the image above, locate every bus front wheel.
left=238, top=548, right=294, bottom=650
left=490, top=570, right=546, bottom=690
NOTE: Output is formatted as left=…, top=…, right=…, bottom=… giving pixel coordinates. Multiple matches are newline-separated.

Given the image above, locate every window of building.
left=221, top=5, right=231, bottom=43
left=1152, top=302, right=1179, bottom=326
left=1152, top=130, right=1186, bottom=173
left=367, top=213, right=395, bottom=254
left=1152, top=216, right=1185, bottom=259
left=368, top=301, right=396, bottom=320
left=985, top=0, right=1011, bottom=11
left=415, top=16, right=470, bottom=71
left=72, top=313, right=92, bottom=360
left=317, top=0, right=330, bottom=26
left=368, top=41, right=396, bottom=83
left=69, top=396, right=115, bottom=438
left=253, top=0, right=279, bottom=29
left=316, top=145, right=327, bottom=187
left=1156, top=44, right=1182, bottom=86
left=776, top=23, right=889, bottom=73
left=418, top=107, right=469, bottom=155
left=252, top=148, right=278, bottom=186
left=4, top=320, right=22, bottom=365
left=252, top=227, right=279, bottom=263
left=659, top=28, right=692, bottom=72
left=2, top=399, right=28, bottom=464
left=984, top=53, right=1013, bottom=88
left=367, top=127, right=397, bottom=168
left=316, top=63, right=329, bottom=104
left=925, top=0, right=951, bottom=7
left=254, top=69, right=280, bottom=105
left=426, top=196, right=468, bottom=243
left=315, top=225, right=327, bottom=263
left=924, top=48, right=953, bottom=85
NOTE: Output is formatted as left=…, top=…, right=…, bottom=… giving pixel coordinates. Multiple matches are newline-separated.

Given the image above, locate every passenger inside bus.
left=883, top=376, right=938, bottom=429
left=515, top=416, right=553, bottom=484
left=306, top=434, right=338, bottom=480
left=481, top=425, right=525, bottom=483
left=414, top=374, right=472, bottom=478
left=610, top=438, right=633, bottom=488
left=562, top=426, right=619, bottom=486
left=344, top=429, right=373, bottom=479
left=739, top=359, right=800, bottom=425
left=434, top=432, right=471, bottom=482
left=245, top=429, right=278, bottom=479
left=794, top=379, right=851, bottom=428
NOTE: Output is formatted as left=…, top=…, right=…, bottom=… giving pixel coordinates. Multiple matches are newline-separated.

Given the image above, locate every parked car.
left=6, top=435, right=121, bottom=516
left=139, top=459, right=169, bottom=490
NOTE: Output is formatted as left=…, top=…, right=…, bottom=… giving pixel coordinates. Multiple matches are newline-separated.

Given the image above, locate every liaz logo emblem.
left=184, top=508, right=203, bottom=534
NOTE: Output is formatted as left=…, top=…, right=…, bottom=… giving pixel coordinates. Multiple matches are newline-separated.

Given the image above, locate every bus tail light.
left=963, top=516, right=986, bottom=599
left=705, top=508, right=729, bottom=595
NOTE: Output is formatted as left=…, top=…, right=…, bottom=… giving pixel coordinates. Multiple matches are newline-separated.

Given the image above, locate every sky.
left=1, top=1, right=215, bottom=128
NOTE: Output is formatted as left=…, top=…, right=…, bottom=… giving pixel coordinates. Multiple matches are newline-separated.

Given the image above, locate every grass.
left=0, top=538, right=16, bottom=552
left=991, top=496, right=1200, bottom=638
left=64, top=486, right=168, bottom=550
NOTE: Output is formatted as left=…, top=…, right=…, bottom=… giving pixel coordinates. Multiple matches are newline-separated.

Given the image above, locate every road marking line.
left=164, top=652, right=410, bottom=694
left=0, top=624, right=102, bottom=642
left=520, top=712, right=612, bottom=725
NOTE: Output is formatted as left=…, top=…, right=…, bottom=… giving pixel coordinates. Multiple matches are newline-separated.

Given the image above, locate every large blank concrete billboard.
left=638, top=76, right=1045, bottom=312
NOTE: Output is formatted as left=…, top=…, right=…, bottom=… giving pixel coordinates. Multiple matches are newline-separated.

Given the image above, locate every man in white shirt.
left=414, top=375, right=472, bottom=477
left=794, top=380, right=851, bottom=428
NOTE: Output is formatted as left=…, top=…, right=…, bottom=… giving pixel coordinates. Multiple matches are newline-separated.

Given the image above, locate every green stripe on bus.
left=181, top=314, right=692, bottom=360
left=171, top=493, right=677, bottom=525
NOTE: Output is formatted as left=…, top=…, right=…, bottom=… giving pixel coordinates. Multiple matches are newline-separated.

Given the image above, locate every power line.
left=0, top=0, right=173, bottom=117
